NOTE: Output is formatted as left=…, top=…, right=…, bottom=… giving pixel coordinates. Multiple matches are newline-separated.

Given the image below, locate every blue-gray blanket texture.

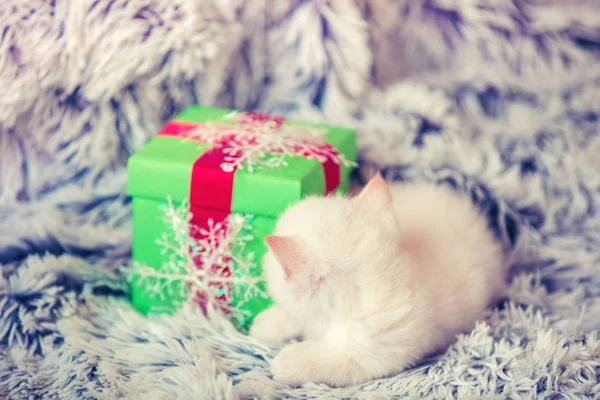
left=2, top=1, right=600, bottom=399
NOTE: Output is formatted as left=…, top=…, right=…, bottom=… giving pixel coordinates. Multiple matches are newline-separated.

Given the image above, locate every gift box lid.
left=126, top=106, right=357, bottom=217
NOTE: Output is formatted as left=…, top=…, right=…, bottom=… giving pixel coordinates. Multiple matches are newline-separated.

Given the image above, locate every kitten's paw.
left=249, top=305, right=301, bottom=347
left=271, top=342, right=313, bottom=387
left=271, top=341, right=369, bottom=388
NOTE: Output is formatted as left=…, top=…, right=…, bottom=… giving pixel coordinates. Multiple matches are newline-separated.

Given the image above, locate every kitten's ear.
left=264, top=235, right=307, bottom=280
left=359, top=172, right=393, bottom=208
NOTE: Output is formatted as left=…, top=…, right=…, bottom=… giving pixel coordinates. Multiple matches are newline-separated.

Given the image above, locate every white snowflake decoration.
left=178, top=111, right=357, bottom=172
left=128, top=198, right=267, bottom=323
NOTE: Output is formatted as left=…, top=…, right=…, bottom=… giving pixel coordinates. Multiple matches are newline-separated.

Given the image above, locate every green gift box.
left=126, top=105, right=357, bottom=330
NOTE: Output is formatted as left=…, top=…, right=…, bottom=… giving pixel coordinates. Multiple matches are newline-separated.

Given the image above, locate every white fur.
left=250, top=175, right=510, bottom=388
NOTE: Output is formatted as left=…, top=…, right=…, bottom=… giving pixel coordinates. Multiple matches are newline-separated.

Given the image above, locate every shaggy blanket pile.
left=2, top=1, right=600, bottom=398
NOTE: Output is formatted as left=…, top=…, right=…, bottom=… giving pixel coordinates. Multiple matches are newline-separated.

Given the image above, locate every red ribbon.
left=157, top=111, right=342, bottom=313
left=186, top=206, right=231, bottom=313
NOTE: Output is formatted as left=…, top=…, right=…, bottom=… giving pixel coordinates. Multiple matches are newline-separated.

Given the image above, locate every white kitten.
left=250, top=173, right=510, bottom=387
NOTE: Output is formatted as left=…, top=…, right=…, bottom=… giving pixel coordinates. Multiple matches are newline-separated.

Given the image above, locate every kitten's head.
left=262, top=173, right=400, bottom=299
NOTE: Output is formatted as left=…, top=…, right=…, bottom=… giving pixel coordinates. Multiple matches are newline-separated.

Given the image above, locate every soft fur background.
left=1, top=1, right=600, bottom=398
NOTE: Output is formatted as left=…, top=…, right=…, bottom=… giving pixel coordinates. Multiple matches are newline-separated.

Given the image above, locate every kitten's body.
left=250, top=174, right=510, bottom=387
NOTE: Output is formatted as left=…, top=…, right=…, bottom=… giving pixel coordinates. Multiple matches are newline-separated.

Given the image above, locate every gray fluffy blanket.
left=2, top=1, right=600, bottom=399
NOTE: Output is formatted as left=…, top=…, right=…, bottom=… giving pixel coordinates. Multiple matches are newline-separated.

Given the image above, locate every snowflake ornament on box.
left=178, top=111, right=357, bottom=172
left=127, top=198, right=267, bottom=323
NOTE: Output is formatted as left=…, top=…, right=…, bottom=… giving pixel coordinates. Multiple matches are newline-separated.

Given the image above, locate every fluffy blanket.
left=2, top=1, right=600, bottom=398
